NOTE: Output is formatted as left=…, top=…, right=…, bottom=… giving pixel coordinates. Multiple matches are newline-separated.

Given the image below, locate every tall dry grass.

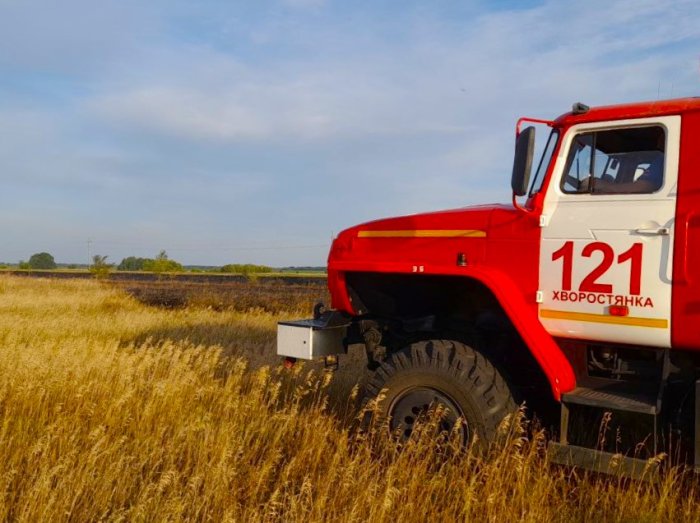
left=0, top=275, right=697, bottom=522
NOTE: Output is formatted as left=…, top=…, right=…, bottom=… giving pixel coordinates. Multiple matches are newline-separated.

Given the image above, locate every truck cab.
left=278, top=97, right=700, bottom=475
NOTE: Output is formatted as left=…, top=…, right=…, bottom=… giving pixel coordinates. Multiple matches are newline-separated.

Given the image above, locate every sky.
left=1, top=0, right=699, bottom=267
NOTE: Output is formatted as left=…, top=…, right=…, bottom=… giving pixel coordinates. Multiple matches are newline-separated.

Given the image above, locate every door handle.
left=634, top=227, right=670, bottom=236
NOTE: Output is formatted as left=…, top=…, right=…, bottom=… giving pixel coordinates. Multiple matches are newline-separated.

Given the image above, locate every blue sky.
left=1, top=0, right=699, bottom=266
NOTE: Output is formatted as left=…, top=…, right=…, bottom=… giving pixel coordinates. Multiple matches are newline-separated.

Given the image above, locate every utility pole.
left=87, top=238, right=93, bottom=270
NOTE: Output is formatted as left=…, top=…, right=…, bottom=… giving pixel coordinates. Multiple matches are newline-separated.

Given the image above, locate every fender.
left=330, top=262, right=576, bottom=401
left=468, top=267, right=576, bottom=401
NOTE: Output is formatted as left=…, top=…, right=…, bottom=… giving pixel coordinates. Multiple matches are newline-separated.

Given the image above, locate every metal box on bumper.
left=277, top=311, right=350, bottom=360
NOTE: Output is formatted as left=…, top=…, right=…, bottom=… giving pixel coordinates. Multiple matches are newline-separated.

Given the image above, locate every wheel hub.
left=389, top=386, right=467, bottom=441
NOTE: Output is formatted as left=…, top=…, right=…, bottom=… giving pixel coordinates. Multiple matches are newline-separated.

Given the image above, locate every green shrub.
left=142, top=251, right=183, bottom=274
left=28, top=252, right=57, bottom=270
left=117, top=256, right=152, bottom=271
left=90, top=255, right=113, bottom=279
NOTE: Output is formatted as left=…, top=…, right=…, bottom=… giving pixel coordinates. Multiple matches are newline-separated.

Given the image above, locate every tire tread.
left=364, top=339, right=517, bottom=441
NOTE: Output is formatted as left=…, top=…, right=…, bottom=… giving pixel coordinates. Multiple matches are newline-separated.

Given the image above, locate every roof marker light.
left=572, top=102, right=590, bottom=114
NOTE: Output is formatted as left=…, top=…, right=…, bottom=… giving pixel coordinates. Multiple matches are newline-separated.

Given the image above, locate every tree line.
left=14, top=251, right=274, bottom=275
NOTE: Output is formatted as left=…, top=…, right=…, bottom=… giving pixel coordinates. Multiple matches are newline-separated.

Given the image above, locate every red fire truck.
left=278, top=97, right=700, bottom=475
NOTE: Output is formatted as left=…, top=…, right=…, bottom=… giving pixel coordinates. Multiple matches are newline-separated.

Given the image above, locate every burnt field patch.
left=115, top=277, right=329, bottom=313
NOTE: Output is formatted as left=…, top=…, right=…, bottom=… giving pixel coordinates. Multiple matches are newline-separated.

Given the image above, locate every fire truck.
left=278, top=97, right=700, bottom=475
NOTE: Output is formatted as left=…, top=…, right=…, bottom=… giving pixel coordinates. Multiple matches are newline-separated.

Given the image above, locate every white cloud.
left=86, top=0, right=700, bottom=150
left=93, top=87, right=276, bottom=141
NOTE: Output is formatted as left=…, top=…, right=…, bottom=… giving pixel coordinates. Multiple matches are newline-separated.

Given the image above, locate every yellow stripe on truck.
left=357, top=230, right=487, bottom=238
left=539, top=309, right=668, bottom=329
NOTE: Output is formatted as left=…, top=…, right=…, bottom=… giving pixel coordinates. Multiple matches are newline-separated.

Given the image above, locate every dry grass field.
left=0, top=275, right=697, bottom=522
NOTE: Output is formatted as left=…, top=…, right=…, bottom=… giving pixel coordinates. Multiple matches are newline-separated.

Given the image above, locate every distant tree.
left=90, top=254, right=113, bottom=279
left=28, top=252, right=57, bottom=270
left=117, top=256, right=151, bottom=271
left=18, top=260, right=30, bottom=270
left=143, top=250, right=183, bottom=274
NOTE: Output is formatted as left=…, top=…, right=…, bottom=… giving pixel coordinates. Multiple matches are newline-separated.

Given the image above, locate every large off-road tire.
left=364, top=339, right=517, bottom=444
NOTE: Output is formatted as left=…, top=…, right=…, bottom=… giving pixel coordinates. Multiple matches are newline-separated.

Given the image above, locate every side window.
left=561, top=126, right=665, bottom=195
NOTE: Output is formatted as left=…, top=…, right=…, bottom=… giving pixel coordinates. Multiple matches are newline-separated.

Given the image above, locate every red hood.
left=328, top=203, right=534, bottom=272
left=338, top=205, right=506, bottom=244
left=346, top=203, right=502, bottom=233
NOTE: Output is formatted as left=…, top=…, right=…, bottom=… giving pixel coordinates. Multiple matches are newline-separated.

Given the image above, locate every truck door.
left=539, top=116, right=680, bottom=348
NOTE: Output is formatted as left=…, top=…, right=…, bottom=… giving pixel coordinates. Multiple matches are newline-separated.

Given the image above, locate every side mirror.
left=511, top=126, right=535, bottom=197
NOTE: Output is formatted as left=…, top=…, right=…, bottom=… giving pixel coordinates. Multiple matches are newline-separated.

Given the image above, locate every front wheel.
left=364, top=339, right=517, bottom=444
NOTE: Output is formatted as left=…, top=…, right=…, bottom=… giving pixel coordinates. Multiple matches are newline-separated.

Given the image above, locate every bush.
left=142, top=251, right=183, bottom=274
left=90, top=255, right=113, bottom=279
left=28, top=252, right=57, bottom=270
left=117, top=257, right=152, bottom=271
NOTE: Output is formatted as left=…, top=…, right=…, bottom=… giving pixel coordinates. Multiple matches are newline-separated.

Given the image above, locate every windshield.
left=529, top=129, right=559, bottom=196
